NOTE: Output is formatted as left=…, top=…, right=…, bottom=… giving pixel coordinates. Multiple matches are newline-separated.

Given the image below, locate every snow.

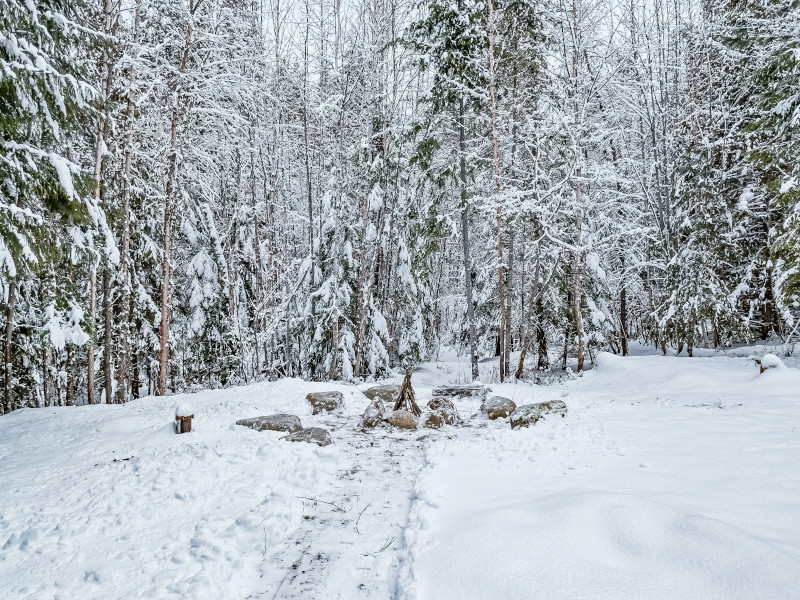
left=2, top=351, right=800, bottom=598
left=174, top=402, right=194, bottom=417
left=760, top=353, right=787, bottom=370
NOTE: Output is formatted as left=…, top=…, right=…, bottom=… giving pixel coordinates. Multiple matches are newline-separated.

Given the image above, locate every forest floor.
left=2, top=345, right=800, bottom=599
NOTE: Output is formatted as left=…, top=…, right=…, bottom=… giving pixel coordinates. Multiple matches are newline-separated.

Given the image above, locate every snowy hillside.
left=2, top=351, right=800, bottom=599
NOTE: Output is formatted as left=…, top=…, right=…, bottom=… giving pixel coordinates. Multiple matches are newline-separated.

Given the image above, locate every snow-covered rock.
left=361, top=399, right=389, bottom=428
left=306, top=391, right=343, bottom=415
left=510, top=400, right=567, bottom=429
left=428, top=397, right=456, bottom=412
left=480, top=396, right=516, bottom=420
left=388, top=409, right=418, bottom=430
left=363, top=385, right=401, bottom=404
left=236, top=414, right=302, bottom=433
left=281, top=427, right=333, bottom=446
left=424, top=407, right=458, bottom=429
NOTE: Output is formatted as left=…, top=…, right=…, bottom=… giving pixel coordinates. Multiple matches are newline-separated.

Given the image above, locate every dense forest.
left=0, top=0, right=798, bottom=411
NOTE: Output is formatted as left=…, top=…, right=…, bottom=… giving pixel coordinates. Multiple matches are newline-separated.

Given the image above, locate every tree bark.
left=115, top=0, right=140, bottom=404
left=158, top=8, right=194, bottom=396
left=3, top=279, right=16, bottom=414
left=459, top=96, right=479, bottom=381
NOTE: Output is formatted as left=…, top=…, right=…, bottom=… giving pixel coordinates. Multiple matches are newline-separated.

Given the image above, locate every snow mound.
left=175, top=402, right=194, bottom=417
left=760, top=353, right=787, bottom=371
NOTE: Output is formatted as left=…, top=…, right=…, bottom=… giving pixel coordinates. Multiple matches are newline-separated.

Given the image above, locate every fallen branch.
left=296, top=496, right=345, bottom=513
left=356, top=501, right=372, bottom=535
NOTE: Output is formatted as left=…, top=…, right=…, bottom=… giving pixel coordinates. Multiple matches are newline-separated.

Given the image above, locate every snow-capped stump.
left=236, top=414, right=303, bottom=433
left=175, top=403, right=194, bottom=433
left=363, top=385, right=401, bottom=404
left=481, top=396, right=517, bottom=420
left=361, top=399, right=389, bottom=429
left=755, top=353, right=787, bottom=374
left=510, top=400, right=567, bottom=429
left=388, top=409, right=418, bottom=430
left=431, top=384, right=486, bottom=402
left=281, top=427, right=333, bottom=446
left=306, top=391, right=344, bottom=415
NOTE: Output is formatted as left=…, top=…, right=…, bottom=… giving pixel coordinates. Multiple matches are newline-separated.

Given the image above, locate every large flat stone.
left=510, top=400, right=567, bottom=429
left=236, top=414, right=303, bottom=433
left=363, top=385, right=401, bottom=403
left=281, top=427, right=333, bottom=446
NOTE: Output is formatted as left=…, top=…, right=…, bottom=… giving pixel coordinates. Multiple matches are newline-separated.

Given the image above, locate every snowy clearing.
left=2, top=350, right=800, bottom=599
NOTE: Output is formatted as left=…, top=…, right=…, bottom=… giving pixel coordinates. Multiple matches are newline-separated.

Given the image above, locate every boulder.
left=387, top=409, right=418, bottom=430
left=281, top=427, right=333, bottom=446
left=480, top=396, right=517, bottom=420
left=361, top=398, right=389, bottom=429
left=510, top=400, right=567, bottom=429
left=431, top=384, right=486, bottom=402
left=363, top=385, right=401, bottom=404
left=236, top=414, right=303, bottom=433
left=423, top=406, right=459, bottom=429
left=427, top=397, right=456, bottom=412
left=306, top=391, right=343, bottom=415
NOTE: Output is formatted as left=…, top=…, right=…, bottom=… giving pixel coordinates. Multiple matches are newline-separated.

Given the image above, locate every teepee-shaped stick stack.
left=394, top=368, right=421, bottom=417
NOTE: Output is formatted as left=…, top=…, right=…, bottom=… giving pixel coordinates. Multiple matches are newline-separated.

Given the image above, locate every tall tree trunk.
left=158, top=10, right=194, bottom=396
left=620, top=276, right=629, bottom=357
left=115, top=0, right=140, bottom=404
left=459, top=97, right=479, bottom=381
left=570, top=0, right=585, bottom=373
left=3, top=279, right=16, bottom=414
left=488, top=0, right=506, bottom=381
left=102, top=270, right=112, bottom=402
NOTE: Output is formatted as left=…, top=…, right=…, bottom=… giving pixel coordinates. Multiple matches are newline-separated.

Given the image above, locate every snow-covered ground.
left=2, top=348, right=799, bottom=599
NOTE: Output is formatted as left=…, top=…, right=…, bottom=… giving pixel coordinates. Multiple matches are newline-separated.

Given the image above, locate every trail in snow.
left=2, top=347, right=800, bottom=599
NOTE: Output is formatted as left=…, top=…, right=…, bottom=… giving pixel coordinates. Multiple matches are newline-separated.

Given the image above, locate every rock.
left=427, top=397, right=456, bottom=412
left=387, top=409, right=418, bottom=430
left=424, top=411, right=445, bottom=429
left=510, top=400, right=567, bottom=429
left=281, top=427, right=333, bottom=446
left=361, top=399, right=389, bottom=428
left=236, top=414, right=303, bottom=433
left=431, top=384, right=486, bottom=402
left=481, top=396, right=517, bottom=420
left=306, top=391, right=343, bottom=415
left=363, top=385, right=401, bottom=404
left=423, top=406, right=459, bottom=429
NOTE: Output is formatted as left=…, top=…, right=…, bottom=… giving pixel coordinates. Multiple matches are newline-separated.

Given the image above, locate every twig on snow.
left=356, top=501, right=372, bottom=535
left=296, top=496, right=345, bottom=512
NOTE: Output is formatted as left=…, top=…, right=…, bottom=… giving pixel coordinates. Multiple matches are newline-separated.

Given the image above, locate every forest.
left=1, top=0, right=798, bottom=412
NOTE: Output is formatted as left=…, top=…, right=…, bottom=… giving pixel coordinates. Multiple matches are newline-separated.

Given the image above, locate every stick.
left=356, top=501, right=372, bottom=535
left=296, top=496, right=345, bottom=512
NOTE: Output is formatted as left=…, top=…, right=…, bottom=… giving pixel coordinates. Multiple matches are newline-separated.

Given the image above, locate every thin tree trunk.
left=3, top=279, right=16, bottom=414
left=488, top=0, right=506, bottom=382
left=158, top=8, right=194, bottom=396
left=115, top=0, right=139, bottom=404
left=459, top=96, right=479, bottom=381
left=102, top=270, right=112, bottom=402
